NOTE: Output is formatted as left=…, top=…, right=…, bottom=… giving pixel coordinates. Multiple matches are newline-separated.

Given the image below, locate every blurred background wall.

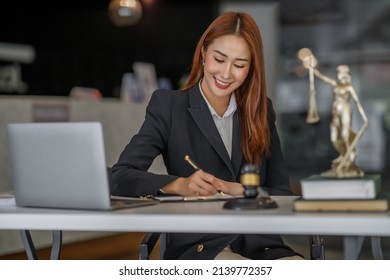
left=0, top=0, right=215, bottom=97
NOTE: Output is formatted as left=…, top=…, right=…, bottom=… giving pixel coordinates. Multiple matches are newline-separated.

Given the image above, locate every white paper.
left=0, top=193, right=16, bottom=206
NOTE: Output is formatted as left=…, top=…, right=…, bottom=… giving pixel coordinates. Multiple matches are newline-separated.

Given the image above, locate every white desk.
left=0, top=196, right=387, bottom=259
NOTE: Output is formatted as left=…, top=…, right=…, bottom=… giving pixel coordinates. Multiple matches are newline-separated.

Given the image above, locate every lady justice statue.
left=298, top=48, right=368, bottom=178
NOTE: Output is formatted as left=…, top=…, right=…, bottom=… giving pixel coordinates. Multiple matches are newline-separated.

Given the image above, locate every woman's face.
left=201, top=35, right=251, bottom=104
left=338, top=72, right=351, bottom=85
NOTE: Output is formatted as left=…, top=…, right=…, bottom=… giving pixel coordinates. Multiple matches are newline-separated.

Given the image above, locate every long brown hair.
left=183, top=12, right=270, bottom=165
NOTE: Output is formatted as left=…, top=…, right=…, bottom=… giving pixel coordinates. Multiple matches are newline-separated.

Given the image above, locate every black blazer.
left=112, top=84, right=295, bottom=259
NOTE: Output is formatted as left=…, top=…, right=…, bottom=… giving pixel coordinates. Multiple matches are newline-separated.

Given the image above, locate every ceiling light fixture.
left=108, top=0, right=143, bottom=26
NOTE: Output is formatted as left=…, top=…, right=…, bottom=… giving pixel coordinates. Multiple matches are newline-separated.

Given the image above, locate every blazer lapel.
left=187, top=85, right=235, bottom=176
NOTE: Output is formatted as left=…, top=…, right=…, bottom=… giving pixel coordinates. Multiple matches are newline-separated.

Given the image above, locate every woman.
left=112, top=11, right=302, bottom=260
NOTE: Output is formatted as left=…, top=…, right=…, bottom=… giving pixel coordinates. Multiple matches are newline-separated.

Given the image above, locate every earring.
left=202, top=59, right=205, bottom=65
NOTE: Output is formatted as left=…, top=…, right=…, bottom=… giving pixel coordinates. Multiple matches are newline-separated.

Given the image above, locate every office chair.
left=139, top=232, right=325, bottom=260
left=309, top=235, right=325, bottom=260
left=139, top=232, right=167, bottom=260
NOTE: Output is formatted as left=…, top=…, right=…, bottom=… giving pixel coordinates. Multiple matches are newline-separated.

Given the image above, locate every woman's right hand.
left=162, top=170, right=221, bottom=197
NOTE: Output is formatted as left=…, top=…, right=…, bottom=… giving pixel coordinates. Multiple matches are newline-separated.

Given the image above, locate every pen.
left=184, top=155, right=225, bottom=196
left=184, top=155, right=200, bottom=171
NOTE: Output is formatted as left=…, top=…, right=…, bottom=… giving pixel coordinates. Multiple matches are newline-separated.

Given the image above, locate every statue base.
left=321, top=167, right=364, bottom=178
left=223, top=197, right=278, bottom=210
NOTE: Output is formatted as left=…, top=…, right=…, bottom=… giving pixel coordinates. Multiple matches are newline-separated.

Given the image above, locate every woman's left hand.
left=212, top=179, right=244, bottom=196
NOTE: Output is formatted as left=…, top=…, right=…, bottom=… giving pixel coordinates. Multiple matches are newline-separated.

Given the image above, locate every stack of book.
left=293, top=174, right=389, bottom=212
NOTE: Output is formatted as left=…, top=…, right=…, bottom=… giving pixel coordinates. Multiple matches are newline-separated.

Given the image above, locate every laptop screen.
left=7, top=122, right=113, bottom=210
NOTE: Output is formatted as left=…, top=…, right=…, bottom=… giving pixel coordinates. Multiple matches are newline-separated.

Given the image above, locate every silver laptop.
left=6, top=122, right=157, bottom=210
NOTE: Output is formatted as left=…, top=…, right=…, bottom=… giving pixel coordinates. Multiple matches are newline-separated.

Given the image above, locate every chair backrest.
left=139, top=232, right=167, bottom=260
left=107, top=167, right=115, bottom=193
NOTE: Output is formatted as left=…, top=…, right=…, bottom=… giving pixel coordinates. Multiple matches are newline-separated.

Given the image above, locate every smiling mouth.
left=215, top=78, right=230, bottom=89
